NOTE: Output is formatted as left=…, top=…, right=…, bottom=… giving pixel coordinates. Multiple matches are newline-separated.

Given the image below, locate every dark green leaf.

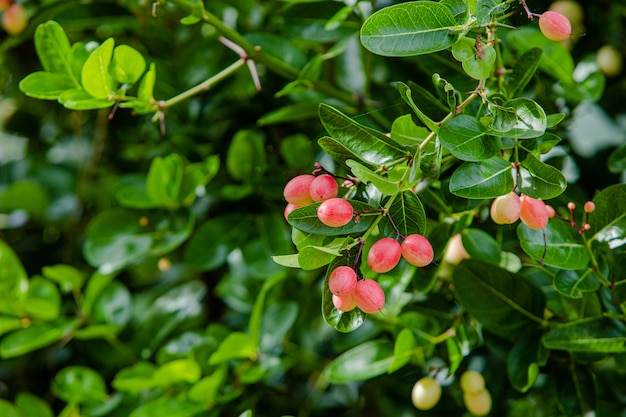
left=452, top=259, right=546, bottom=338
left=92, top=281, right=132, bottom=326
left=507, top=335, right=546, bottom=392
left=518, top=154, right=567, bottom=199
left=52, top=366, right=108, bottom=405
left=608, top=143, right=626, bottom=174
left=257, top=102, right=320, bottom=125
left=517, top=220, right=590, bottom=270
left=553, top=269, right=601, bottom=299
left=461, top=228, right=501, bottom=264
left=0, top=320, right=77, bottom=358
left=322, top=257, right=365, bottom=332
left=543, top=320, right=626, bottom=353
left=361, top=2, right=463, bottom=57
left=226, top=130, right=267, bottom=184
left=439, top=115, right=501, bottom=161
left=588, top=183, right=626, bottom=249
left=486, top=97, right=547, bottom=139
left=397, top=82, right=440, bottom=133
left=449, top=157, right=514, bottom=198
left=379, top=190, right=427, bottom=237
left=507, top=48, right=542, bottom=98
left=287, top=200, right=377, bottom=236
left=476, top=0, right=510, bottom=25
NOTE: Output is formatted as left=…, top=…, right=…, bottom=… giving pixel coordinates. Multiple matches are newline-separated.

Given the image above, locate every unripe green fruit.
left=332, top=292, right=356, bottom=312
left=411, top=376, right=442, bottom=411
left=401, top=234, right=434, bottom=267
left=460, top=370, right=486, bottom=394
left=309, top=174, right=339, bottom=202
left=539, top=11, right=572, bottom=42
left=328, top=266, right=357, bottom=296
left=2, top=3, right=27, bottom=35
left=463, top=388, right=492, bottom=416
left=367, top=237, right=401, bottom=273
left=597, top=45, right=623, bottom=77
left=354, top=279, right=385, bottom=314
left=490, top=192, right=521, bottom=224
left=443, top=234, right=470, bottom=265
left=520, top=194, right=549, bottom=230
left=317, top=198, right=354, bottom=227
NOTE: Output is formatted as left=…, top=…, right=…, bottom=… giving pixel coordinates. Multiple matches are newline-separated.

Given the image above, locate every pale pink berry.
left=309, top=174, right=339, bottom=202
left=332, top=292, right=357, bottom=312
left=519, top=194, right=549, bottom=230
left=490, top=192, right=521, bottom=224
left=2, top=4, right=28, bottom=35
left=317, top=198, right=353, bottom=227
left=444, top=234, right=470, bottom=265
left=328, top=266, right=357, bottom=296
left=401, top=234, right=434, bottom=267
left=354, top=279, right=385, bottom=314
left=283, top=174, right=315, bottom=206
left=367, top=237, right=401, bottom=273
left=284, top=203, right=299, bottom=221
left=539, top=11, right=572, bottom=42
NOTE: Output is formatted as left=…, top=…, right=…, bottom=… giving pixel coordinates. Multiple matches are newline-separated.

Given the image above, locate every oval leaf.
left=439, top=115, right=501, bottom=161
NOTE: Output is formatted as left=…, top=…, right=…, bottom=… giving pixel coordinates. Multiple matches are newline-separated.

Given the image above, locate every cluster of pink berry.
left=490, top=192, right=554, bottom=229
left=283, top=172, right=355, bottom=227
left=0, top=0, right=27, bottom=35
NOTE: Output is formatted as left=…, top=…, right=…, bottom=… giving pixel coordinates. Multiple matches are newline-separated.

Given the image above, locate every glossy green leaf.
left=52, top=366, right=108, bottom=404
left=325, top=339, right=394, bottom=383
left=553, top=269, right=601, bottom=299
left=318, top=136, right=365, bottom=168
left=24, top=277, right=61, bottom=321
left=518, top=154, right=567, bottom=199
left=388, top=328, right=417, bottom=372
left=439, top=115, right=501, bottom=161
left=319, top=104, right=408, bottom=167
left=58, top=89, right=114, bottom=110
left=390, top=114, right=430, bottom=146
left=397, top=82, right=439, bottom=133
left=15, top=392, right=54, bottom=417
left=588, top=183, right=626, bottom=249
left=452, top=259, right=546, bottom=338
left=486, top=97, right=547, bottom=139
left=297, top=246, right=341, bottom=270
left=449, top=157, right=514, bottom=198
left=451, top=36, right=475, bottom=61
left=346, top=159, right=399, bottom=196
left=42, top=264, right=85, bottom=293
left=543, top=320, right=626, bottom=353
left=188, top=364, right=227, bottom=404
left=226, top=130, right=267, bottom=184
left=33, top=21, right=78, bottom=85
left=19, top=72, right=75, bottom=100
left=91, top=281, right=132, bottom=326
left=432, top=73, right=458, bottom=111
left=322, top=257, right=365, bottom=333
left=0, top=320, right=77, bottom=358
left=0, top=240, right=28, bottom=314
left=287, top=200, right=377, bottom=236
left=507, top=48, right=542, bottom=98
left=507, top=335, right=546, bottom=392
left=0, top=317, right=24, bottom=336
left=153, top=359, right=202, bottom=386
left=461, top=228, right=500, bottom=264
left=462, top=45, right=496, bottom=80
left=129, top=396, right=204, bottom=417
left=82, top=38, right=115, bottom=99
left=380, top=190, right=427, bottom=237
left=476, top=0, right=510, bottom=25
left=208, top=332, right=257, bottom=364
left=361, top=2, right=462, bottom=57
left=517, top=220, right=590, bottom=270
left=111, top=44, right=146, bottom=84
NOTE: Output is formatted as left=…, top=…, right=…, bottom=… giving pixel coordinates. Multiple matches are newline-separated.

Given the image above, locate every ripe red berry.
left=332, top=292, right=357, bottom=312
left=309, top=174, right=338, bottom=202
left=401, top=234, right=434, bottom=267
left=490, top=192, right=521, bottom=224
left=539, top=11, right=571, bottom=42
left=284, top=203, right=299, bottom=221
left=328, top=266, right=357, bottom=296
left=283, top=174, right=315, bottom=206
left=354, top=279, right=385, bottom=314
left=519, top=194, right=549, bottom=230
left=367, top=237, right=401, bottom=273
left=2, top=3, right=27, bottom=35
left=317, top=198, right=353, bottom=227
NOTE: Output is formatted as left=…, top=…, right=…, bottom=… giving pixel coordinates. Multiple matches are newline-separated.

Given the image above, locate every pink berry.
left=309, top=174, right=339, bottom=202
left=284, top=203, right=299, bottom=221
left=443, top=234, right=470, bottom=265
left=539, top=11, right=571, bottom=42
left=545, top=205, right=556, bottom=218
left=283, top=174, right=315, bottom=206
left=328, top=266, right=357, bottom=296
left=2, top=3, right=27, bottom=35
left=490, top=192, right=521, bottom=225
left=354, top=279, right=385, bottom=314
left=367, top=237, right=402, bottom=273
left=401, top=234, right=434, bottom=267
left=317, top=198, right=353, bottom=227
left=519, top=194, right=549, bottom=230
left=584, top=201, right=596, bottom=213
left=332, top=292, right=357, bottom=312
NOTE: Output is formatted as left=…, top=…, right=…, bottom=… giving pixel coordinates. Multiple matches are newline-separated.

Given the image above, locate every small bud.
left=584, top=201, right=596, bottom=213
left=545, top=205, right=556, bottom=218
left=567, top=202, right=576, bottom=211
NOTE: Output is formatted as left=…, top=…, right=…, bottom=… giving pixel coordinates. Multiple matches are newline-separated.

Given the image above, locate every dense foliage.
left=1, top=0, right=626, bottom=416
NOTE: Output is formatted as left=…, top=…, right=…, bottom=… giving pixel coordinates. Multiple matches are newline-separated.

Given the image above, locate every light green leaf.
left=81, top=38, right=115, bottom=99
left=42, top=264, right=85, bottom=293
left=153, top=359, right=202, bottom=386
left=346, top=159, right=399, bottom=196
left=111, top=44, right=146, bottom=85
left=33, top=21, right=78, bottom=85
left=325, top=340, right=394, bottom=383
left=19, top=72, right=75, bottom=100
left=58, top=89, right=114, bottom=110
left=208, top=332, right=257, bottom=364
left=361, top=2, right=463, bottom=57
left=52, top=366, right=108, bottom=405
left=0, top=321, right=78, bottom=358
